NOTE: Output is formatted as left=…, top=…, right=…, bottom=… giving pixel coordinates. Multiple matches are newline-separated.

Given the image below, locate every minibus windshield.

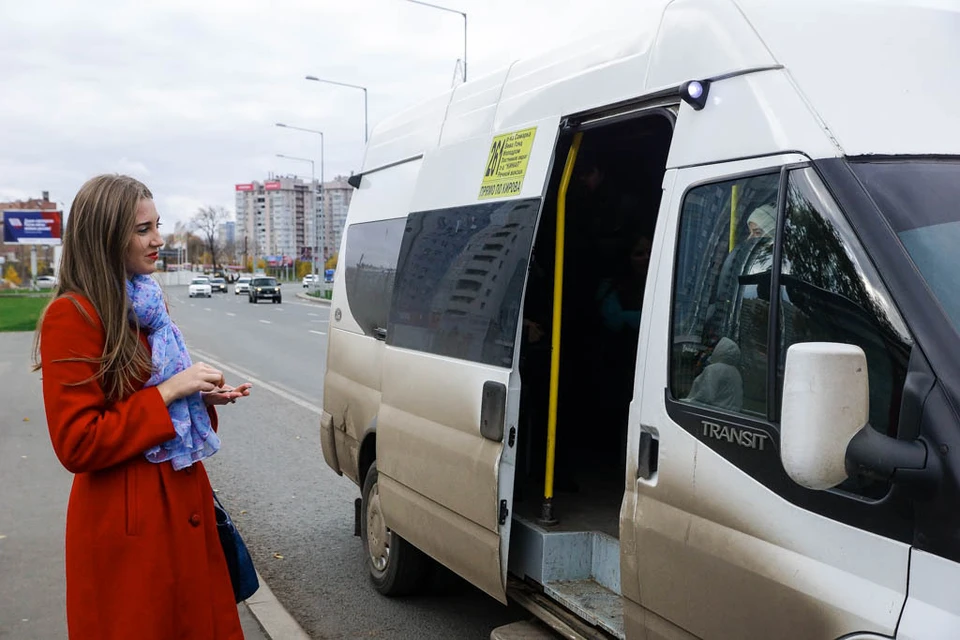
left=850, top=158, right=960, bottom=335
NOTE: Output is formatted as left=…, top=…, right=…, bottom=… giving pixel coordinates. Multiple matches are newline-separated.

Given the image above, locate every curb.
left=296, top=291, right=332, bottom=305
left=244, top=571, right=312, bottom=640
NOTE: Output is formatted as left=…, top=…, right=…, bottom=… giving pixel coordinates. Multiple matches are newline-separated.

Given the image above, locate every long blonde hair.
left=33, top=174, right=154, bottom=401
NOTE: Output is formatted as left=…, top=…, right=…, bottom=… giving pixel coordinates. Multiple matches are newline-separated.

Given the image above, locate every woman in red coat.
left=34, top=174, right=253, bottom=639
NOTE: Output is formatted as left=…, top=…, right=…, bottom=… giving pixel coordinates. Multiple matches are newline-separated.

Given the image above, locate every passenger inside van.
left=516, top=114, right=672, bottom=514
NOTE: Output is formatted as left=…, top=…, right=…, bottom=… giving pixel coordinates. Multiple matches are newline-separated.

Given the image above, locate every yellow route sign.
left=478, top=127, right=537, bottom=200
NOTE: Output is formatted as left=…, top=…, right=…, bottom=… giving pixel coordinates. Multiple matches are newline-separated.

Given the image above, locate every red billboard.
left=235, top=183, right=254, bottom=192
left=264, top=180, right=282, bottom=191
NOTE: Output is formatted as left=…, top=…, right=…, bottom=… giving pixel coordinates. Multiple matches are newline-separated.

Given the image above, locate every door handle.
left=373, top=327, right=387, bottom=341
left=480, top=381, right=507, bottom=442
left=637, top=430, right=659, bottom=480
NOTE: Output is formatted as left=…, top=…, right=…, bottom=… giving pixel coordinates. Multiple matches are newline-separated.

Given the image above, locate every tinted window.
left=778, top=167, right=912, bottom=437
left=251, top=278, right=277, bottom=286
left=671, top=172, right=780, bottom=417
left=389, top=198, right=539, bottom=367
left=849, top=158, right=960, bottom=335
left=343, top=218, right=406, bottom=335
left=191, top=279, right=208, bottom=285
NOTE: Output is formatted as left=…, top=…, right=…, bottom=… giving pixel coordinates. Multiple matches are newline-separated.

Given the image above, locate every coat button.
left=189, top=513, right=201, bottom=527
left=184, top=467, right=193, bottom=475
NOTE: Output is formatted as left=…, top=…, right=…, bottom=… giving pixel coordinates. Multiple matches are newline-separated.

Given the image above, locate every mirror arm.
left=845, top=424, right=940, bottom=496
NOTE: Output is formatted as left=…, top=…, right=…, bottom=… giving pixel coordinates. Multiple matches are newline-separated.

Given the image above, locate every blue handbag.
left=212, top=492, right=260, bottom=603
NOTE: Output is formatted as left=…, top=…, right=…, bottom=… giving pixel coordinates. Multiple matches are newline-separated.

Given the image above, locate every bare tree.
left=191, top=205, right=231, bottom=271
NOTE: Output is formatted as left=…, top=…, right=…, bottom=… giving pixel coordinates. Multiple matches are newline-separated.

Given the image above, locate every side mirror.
left=781, top=343, right=939, bottom=495
left=780, top=343, right=867, bottom=490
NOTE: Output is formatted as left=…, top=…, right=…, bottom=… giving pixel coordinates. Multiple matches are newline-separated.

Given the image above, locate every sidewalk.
left=0, top=333, right=279, bottom=640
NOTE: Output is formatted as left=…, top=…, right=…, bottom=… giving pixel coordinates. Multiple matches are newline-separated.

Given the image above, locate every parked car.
left=34, top=275, right=57, bottom=289
left=302, top=274, right=319, bottom=288
left=234, top=276, right=251, bottom=295
left=188, top=277, right=212, bottom=298
left=248, top=277, right=281, bottom=304
left=210, top=277, right=228, bottom=293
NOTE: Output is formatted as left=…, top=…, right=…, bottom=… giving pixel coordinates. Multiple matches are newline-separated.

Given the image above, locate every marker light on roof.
left=679, top=80, right=710, bottom=111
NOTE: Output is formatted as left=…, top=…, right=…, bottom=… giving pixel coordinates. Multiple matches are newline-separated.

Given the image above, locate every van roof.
left=363, top=0, right=960, bottom=171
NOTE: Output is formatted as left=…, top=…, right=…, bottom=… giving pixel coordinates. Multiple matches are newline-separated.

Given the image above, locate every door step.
left=543, top=579, right=624, bottom=639
left=509, top=516, right=624, bottom=638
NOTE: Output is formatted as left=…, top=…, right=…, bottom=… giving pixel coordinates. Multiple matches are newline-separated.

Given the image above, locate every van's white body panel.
left=322, top=0, right=960, bottom=636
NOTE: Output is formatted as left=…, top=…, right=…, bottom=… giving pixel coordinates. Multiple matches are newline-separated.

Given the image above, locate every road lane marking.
left=309, top=330, right=326, bottom=336
left=308, top=313, right=319, bottom=317
left=226, top=312, right=236, bottom=317
left=187, top=347, right=322, bottom=415
left=259, top=320, right=271, bottom=324
left=204, top=308, right=211, bottom=311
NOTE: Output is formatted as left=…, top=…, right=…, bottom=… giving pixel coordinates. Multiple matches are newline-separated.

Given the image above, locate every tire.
left=276, top=296, right=282, bottom=304
left=248, top=295, right=255, bottom=304
left=361, top=462, right=430, bottom=596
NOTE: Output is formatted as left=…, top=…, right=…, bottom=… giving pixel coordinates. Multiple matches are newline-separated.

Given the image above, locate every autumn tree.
left=191, top=206, right=231, bottom=271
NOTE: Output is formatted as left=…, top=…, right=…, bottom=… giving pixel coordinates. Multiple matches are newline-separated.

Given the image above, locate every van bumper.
left=320, top=411, right=342, bottom=476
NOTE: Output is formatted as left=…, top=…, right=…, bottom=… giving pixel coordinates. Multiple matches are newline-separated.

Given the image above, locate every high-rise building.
left=320, top=176, right=353, bottom=261
left=234, top=174, right=352, bottom=266
left=235, top=176, right=322, bottom=266
left=218, top=220, right=236, bottom=247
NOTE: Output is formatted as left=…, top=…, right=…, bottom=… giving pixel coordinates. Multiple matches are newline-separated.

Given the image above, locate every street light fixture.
left=276, top=149, right=321, bottom=278
left=304, top=76, right=369, bottom=144
left=404, top=0, right=467, bottom=83
left=276, top=124, right=325, bottom=276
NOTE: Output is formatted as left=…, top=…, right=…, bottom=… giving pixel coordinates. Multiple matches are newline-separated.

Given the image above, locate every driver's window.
left=671, top=172, right=780, bottom=417
left=777, top=167, right=913, bottom=437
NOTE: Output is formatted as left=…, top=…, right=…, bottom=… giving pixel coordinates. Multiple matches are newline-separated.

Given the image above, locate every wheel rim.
left=366, top=482, right=392, bottom=572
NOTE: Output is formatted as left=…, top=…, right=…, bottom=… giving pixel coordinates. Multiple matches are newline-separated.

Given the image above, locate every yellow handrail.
left=729, top=184, right=740, bottom=252
left=543, top=132, right=583, bottom=513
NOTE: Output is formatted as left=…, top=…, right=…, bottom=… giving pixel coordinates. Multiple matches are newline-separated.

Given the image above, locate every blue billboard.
left=3, top=210, right=63, bottom=245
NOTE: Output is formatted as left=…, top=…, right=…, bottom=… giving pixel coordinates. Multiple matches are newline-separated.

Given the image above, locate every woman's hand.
left=202, top=382, right=253, bottom=406
left=157, top=362, right=225, bottom=405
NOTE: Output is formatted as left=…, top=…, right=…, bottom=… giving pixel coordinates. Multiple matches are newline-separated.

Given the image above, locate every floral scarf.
left=126, top=274, right=220, bottom=470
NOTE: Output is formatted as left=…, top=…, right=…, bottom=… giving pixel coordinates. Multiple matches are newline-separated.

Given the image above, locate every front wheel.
left=361, top=462, right=430, bottom=596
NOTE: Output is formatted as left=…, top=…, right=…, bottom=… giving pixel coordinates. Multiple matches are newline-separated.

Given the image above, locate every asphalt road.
left=165, top=284, right=525, bottom=639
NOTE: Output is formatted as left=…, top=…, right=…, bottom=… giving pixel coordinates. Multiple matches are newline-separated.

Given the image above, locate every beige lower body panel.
left=623, top=599, right=698, bottom=640
left=379, top=473, right=505, bottom=603
left=320, top=411, right=342, bottom=476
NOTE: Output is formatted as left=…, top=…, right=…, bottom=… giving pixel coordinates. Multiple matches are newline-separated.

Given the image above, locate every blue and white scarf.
left=127, top=274, right=221, bottom=470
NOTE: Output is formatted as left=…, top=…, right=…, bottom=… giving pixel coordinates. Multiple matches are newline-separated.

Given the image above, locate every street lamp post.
left=276, top=124, right=325, bottom=276
left=275, top=151, right=319, bottom=278
left=404, top=0, right=467, bottom=82
left=304, top=76, right=368, bottom=144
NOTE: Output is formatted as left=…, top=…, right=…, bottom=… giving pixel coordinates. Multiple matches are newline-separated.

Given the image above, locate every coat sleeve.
left=39, top=296, right=177, bottom=474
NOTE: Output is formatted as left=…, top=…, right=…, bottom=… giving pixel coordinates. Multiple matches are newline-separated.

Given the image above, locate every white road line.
left=308, top=313, right=318, bottom=317
left=204, top=308, right=211, bottom=311
left=259, top=319, right=271, bottom=324
left=188, top=347, right=322, bottom=416
left=309, top=330, right=326, bottom=336
left=223, top=361, right=259, bottom=380
left=226, top=312, right=236, bottom=317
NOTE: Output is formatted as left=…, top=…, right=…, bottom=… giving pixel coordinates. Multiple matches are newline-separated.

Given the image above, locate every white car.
left=34, top=275, right=57, bottom=289
left=302, top=274, right=319, bottom=288
left=234, top=276, right=251, bottom=295
left=188, top=277, right=212, bottom=298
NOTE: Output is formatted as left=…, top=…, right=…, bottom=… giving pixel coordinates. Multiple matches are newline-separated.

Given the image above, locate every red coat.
left=40, top=294, right=244, bottom=640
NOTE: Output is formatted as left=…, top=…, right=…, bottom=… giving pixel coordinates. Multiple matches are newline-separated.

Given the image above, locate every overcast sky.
left=1, top=0, right=650, bottom=227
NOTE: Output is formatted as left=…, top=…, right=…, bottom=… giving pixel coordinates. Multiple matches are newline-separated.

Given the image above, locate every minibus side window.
left=671, top=172, right=781, bottom=417
left=777, top=168, right=912, bottom=437
left=388, top=198, right=539, bottom=367
left=342, top=218, right=407, bottom=336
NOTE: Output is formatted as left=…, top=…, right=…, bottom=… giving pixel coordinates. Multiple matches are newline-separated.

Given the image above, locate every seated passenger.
left=685, top=337, right=744, bottom=412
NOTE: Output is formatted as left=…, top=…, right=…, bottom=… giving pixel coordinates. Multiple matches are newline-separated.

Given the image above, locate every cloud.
left=0, top=0, right=651, bottom=226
